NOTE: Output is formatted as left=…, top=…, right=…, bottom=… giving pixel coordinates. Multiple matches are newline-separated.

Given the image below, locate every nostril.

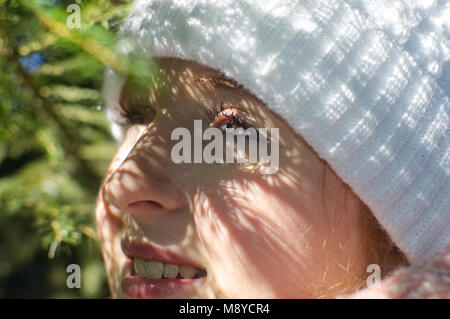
left=125, top=200, right=169, bottom=219
left=103, top=166, right=186, bottom=214
left=128, top=200, right=164, bottom=213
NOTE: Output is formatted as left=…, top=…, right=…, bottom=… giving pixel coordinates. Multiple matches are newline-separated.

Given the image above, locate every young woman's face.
left=96, top=57, right=372, bottom=298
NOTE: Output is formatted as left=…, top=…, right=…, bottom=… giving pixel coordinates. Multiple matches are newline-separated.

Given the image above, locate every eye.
left=115, top=88, right=156, bottom=126
left=215, top=115, right=243, bottom=132
left=209, top=107, right=249, bottom=132
left=118, top=101, right=149, bottom=125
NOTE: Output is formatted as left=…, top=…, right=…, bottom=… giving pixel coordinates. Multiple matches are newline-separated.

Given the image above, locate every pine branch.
left=2, top=34, right=103, bottom=193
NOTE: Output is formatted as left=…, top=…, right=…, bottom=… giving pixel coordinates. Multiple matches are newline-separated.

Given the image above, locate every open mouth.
left=120, top=236, right=207, bottom=298
left=132, top=257, right=207, bottom=279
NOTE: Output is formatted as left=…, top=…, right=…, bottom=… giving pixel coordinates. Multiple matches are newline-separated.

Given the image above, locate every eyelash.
left=204, top=101, right=252, bottom=130
left=117, top=101, right=151, bottom=126
left=205, top=101, right=280, bottom=148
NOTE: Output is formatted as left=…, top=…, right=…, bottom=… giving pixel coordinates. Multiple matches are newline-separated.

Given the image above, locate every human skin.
left=96, top=57, right=379, bottom=298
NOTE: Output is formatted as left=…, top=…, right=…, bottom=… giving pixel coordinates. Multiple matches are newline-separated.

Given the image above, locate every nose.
left=103, top=128, right=187, bottom=219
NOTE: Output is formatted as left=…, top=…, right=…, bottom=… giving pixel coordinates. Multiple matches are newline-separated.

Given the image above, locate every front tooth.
left=146, top=261, right=164, bottom=279
left=134, top=257, right=148, bottom=276
left=179, top=265, right=197, bottom=279
left=163, top=264, right=179, bottom=279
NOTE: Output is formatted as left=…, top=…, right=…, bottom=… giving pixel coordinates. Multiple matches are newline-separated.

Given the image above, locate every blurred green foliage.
left=0, top=0, right=135, bottom=298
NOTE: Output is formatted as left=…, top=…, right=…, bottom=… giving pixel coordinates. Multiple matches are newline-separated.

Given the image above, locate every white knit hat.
left=106, top=0, right=450, bottom=264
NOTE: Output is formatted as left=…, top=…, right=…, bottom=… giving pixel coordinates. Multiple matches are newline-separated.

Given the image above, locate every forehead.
left=153, top=57, right=239, bottom=89
left=120, top=57, right=251, bottom=110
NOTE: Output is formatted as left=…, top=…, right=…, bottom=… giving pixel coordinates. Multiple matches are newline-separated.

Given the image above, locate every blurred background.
left=0, top=0, right=141, bottom=298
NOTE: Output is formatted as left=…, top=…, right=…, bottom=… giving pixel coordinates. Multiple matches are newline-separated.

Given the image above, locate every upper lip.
left=121, top=235, right=204, bottom=269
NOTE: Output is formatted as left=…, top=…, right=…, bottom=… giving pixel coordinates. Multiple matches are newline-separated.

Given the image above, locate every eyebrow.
left=193, top=75, right=238, bottom=90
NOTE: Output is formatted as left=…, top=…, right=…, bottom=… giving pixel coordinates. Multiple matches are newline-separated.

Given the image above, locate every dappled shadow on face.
left=98, top=57, right=383, bottom=298
left=191, top=158, right=368, bottom=298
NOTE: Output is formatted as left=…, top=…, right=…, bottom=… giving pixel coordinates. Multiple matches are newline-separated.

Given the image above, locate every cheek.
left=192, top=167, right=368, bottom=297
left=193, top=179, right=333, bottom=297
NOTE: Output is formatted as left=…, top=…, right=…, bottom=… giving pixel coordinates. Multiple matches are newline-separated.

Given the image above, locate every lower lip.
left=121, top=260, right=204, bottom=298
